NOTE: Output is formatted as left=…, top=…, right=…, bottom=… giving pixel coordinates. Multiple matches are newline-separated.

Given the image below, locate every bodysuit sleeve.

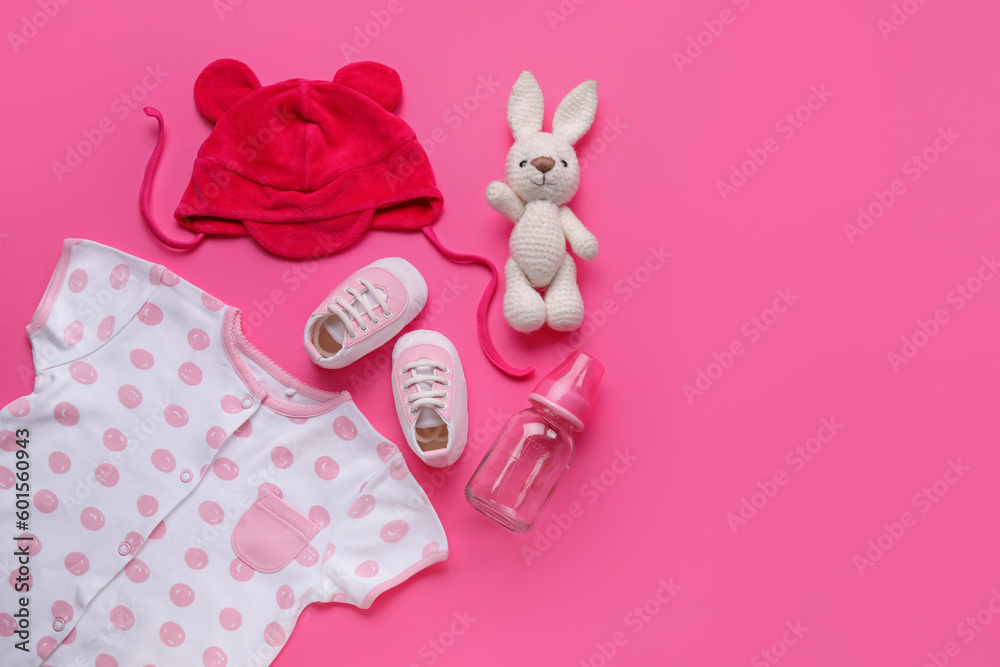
left=321, top=450, right=449, bottom=609
left=26, top=239, right=162, bottom=372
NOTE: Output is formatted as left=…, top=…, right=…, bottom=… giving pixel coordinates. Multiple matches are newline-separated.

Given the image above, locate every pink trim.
left=423, top=449, right=451, bottom=466
left=140, top=108, right=205, bottom=251
left=421, top=227, right=533, bottom=378
left=27, top=239, right=80, bottom=336
left=221, top=308, right=349, bottom=417
left=359, top=549, right=448, bottom=609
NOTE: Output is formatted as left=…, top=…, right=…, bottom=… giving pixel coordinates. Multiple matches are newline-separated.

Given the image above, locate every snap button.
left=52, top=618, right=64, bottom=632
left=180, top=469, right=193, bottom=483
left=241, top=397, right=254, bottom=409
left=118, top=542, right=131, bottom=556
left=285, top=388, right=297, bottom=397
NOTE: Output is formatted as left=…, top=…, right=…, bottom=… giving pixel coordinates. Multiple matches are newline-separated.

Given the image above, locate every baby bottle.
left=465, top=351, right=604, bottom=532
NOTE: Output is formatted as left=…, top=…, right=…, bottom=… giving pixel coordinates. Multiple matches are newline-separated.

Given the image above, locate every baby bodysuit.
left=0, top=239, right=448, bottom=666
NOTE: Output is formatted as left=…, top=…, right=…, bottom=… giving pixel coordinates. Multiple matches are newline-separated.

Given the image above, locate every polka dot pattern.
left=314, top=456, right=339, bottom=480
left=130, top=349, right=155, bottom=370
left=178, top=362, right=203, bottom=385
left=54, top=401, right=80, bottom=426
left=68, top=268, right=88, bottom=293
left=110, top=605, right=134, bottom=631
left=0, top=430, right=16, bottom=452
left=137, top=303, right=163, bottom=325
left=109, top=264, right=130, bottom=290
left=48, top=451, right=71, bottom=474
left=64, top=321, right=84, bottom=346
left=117, top=384, right=143, bottom=409
left=170, top=583, right=195, bottom=607
left=68, top=360, right=98, bottom=384
left=97, top=315, right=116, bottom=341
left=137, top=495, right=159, bottom=517
left=33, top=489, right=58, bottom=513
left=12, top=243, right=448, bottom=666
left=159, top=621, right=185, bottom=647
left=185, top=548, right=209, bottom=570
left=125, top=559, right=150, bottom=584
left=103, top=428, right=127, bottom=451
left=219, top=608, right=241, bottom=631
left=64, top=552, right=89, bottom=576
left=188, top=328, right=210, bottom=350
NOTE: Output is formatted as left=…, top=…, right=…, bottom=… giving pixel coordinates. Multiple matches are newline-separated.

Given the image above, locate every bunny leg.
left=504, top=257, right=546, bottom=332
left=544, top=255, right=585, bottom=331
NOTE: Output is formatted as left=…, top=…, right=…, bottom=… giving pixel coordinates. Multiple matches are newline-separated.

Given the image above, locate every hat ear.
left=194, top=59, right=262, bottom=123
left=333, top=62, right=402, bottom=111
left=552, top=80, right=597, bottom=146
left=508, top=71, right=544, bottom=141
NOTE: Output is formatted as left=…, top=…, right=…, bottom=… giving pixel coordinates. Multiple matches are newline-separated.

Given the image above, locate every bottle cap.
left=528, top=351, right=604, bottom=431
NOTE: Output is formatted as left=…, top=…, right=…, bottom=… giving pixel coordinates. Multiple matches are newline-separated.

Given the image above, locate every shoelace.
left=401, top=359, right=450, bottom=415
left=327, top=278, right=391, bottom=339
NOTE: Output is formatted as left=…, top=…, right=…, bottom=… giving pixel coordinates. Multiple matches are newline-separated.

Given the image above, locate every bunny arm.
left=486, top=181, right=526, bottom=223
left=559, top=206, right=599, bottom=260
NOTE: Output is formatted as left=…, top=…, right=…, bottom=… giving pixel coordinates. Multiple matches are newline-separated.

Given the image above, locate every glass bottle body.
left=465, top=405, right=576, bottom=532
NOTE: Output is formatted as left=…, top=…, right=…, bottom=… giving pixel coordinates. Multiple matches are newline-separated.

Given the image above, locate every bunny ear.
left=552, top=80, right=598, bottom=145
left=194, top=59, right=262, bottom=123
left=507, top=71, right=544, bottom=141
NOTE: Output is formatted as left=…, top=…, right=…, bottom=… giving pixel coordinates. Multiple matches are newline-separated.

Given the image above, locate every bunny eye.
left=519, top=160, right=527, bottom=168
left=560, top=160, right=568, bottom=167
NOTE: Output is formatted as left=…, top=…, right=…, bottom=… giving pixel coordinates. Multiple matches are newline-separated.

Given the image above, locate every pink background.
left=2, top=0, right=999, bottom=665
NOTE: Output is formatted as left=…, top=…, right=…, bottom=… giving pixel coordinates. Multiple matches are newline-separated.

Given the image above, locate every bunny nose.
left=531, top=157, right=556, bottom=173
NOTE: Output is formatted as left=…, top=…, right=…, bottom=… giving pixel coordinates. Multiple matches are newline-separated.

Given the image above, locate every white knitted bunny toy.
left=486, top=71, right=599, bottom=333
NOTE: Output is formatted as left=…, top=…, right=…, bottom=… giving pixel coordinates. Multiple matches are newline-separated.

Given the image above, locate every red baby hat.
left=140, top=59, right=531, bottom=377
left=142, top=59, right=441, bottom=258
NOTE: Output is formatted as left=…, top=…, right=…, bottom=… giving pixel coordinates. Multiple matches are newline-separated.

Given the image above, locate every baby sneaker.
left=392, top=330, right=468, bottom=468
left=304, top=258, right=427, bottom=369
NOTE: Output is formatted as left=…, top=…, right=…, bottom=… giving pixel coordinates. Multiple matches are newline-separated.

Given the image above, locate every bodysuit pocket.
left=231, top=490, right=320, bottom=573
